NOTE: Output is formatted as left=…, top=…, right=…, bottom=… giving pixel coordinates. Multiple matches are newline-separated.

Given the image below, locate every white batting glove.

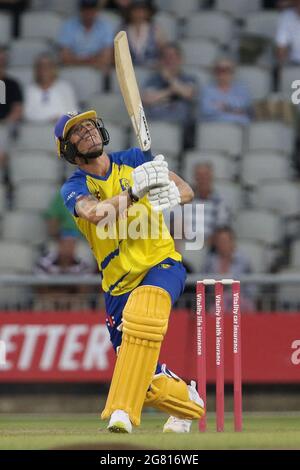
left=131, top=154, right=170, bottom=199
left=148, top=180, right=181, bottom=212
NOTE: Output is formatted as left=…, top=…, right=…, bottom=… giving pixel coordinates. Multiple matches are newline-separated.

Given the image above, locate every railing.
left=0, top=273, right=300, bottom=312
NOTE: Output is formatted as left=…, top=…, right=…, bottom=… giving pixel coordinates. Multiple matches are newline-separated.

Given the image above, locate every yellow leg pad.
left=101, top=286, right=171, bottom=426
left=144, top=375, right=205, bottom=420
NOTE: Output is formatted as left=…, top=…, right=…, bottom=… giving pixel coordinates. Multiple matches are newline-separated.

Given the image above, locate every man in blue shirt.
left=58, top=0, right=114, bottom=72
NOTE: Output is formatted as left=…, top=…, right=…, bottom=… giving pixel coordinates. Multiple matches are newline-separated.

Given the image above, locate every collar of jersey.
left=77, top=154, right=112, bottom=181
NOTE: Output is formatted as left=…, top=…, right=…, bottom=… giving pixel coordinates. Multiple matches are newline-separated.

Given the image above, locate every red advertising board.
left=0, top=311, right=299, bottom=383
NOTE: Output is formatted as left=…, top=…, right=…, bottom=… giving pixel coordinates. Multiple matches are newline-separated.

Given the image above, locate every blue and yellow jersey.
left=61, top=148, right=181, bottom=295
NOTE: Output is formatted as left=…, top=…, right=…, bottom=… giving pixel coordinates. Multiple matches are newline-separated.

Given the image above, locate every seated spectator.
left=200, top=58, right=252, bottom=126
left=58, top=0, right=114, bottom=72
left=122, top=1, right=166, bottom=67
left=0, top=46, right=23, bottom=167
left=276, top=0, right=300, bottom=65
left=44, top=191, right=80, bottom=240
left=184, top=162, right=231, bottom=244
left=24, top=54, right=78, bottom=123
left=142, top=43, right=198, bottom=125
left=202, top=227, right=256, bottom=312
left=34, top=231, right=95, bottom=310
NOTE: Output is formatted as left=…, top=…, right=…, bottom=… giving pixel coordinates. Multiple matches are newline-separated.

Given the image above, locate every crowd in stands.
left=0, top=0, right=300, bottom=310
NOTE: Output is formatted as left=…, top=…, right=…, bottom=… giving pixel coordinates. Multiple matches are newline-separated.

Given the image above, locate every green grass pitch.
left=1, top=413, right=300, bottom=450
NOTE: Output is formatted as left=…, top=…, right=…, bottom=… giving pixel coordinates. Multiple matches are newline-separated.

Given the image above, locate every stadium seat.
left=290, top=240, right=300, bottom=268
left=244, top=11, right=280, bottom=41
left=101, top=11, right=122, bottom=32
left=60, top=67, right=103, bottom=104
left=236, top=66, right=272, bottom=101
left=2, top=211, right=46, bottom=246
left=279, top=66, right=300, bottom=99
left=214, top=181, right=243, bottom=215
left=256, top=180, right=300, bottom=218
left=183, top=151, right=234, bottom=183
left=105, top=123, right=128, bottom=153
left=241, top=152, right=291, bottom=187
left=130, top=121, right=182, bottom=155
left=196, top=122, right=244, bottom=157
left=235, top=209, right=282, bottom=246
left=14, top=183, right=58, bottom=212
left=87, top=93, right=128, bottom=126
left=16, top=123, right=55, bottom=152
left=111, top=66, right=153, bottom=92
left=237, top=239, right=268, bottom=273
left=180, top=244, right=208, bottom=273
left=215, top=0, right=261, bottom=19
left=247, top=122, right=295, bottom=155
left=21, top=11, right=63, bottom=41
left=0, top=184, right=6, bottom=214
left=277, top=267, right=300, bottom=308
left=31, top=0, right=76, bottom=15
left=154, top=12, right=178, bottom=41
left=7, top=66, right=33, bottom=90
left=9, top=155, right=60, bottom=185
left=185, top=67, right=210, bottom=88
left=154, top=0, right=200, bottom=18
left=9, top=39, right=52, bottom=67
left=181, top=39, right=220, bottom=68
left=0, top=13, right=11, bottom=45
left=185, top=12, right=233, bottom=46
left=0, top=241, right=34, bottom=273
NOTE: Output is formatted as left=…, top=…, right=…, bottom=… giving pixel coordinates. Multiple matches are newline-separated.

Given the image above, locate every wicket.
left=196, top=279, right=242, bottom=432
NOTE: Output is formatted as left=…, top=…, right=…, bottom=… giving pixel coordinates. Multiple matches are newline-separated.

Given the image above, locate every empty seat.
left=0, top=12, right=11, bottom=45
left=111, top=66, right=153, bottom=92
left=131, top=121, right=182, bottom=155
left=237, top=239, right=268, bottom=273
left=244, top=11, right=280, bottom=41
left=197, top=122, right=244, bottom=157
left=154, top=12, right=178, bottom=41
left=290, top=240, right=300, bottom=268
left=60, top=67, right=103, bottom=104
left=216, top=0, right=261, bottom=19
left=9, top=39, right=52, bottom=67
left=241, top=152, right=291, bottom=187
left=2, top=211, right=46, bottom=245
left=247, top=122, right=295, bottom=155
left=16, top=123, right=55, bottom=152
left=0, top=184, right=6, bottom=214
left=183, top=151, right=234, bottom=183
left=182, top=39, right=220, bottom=68
left=155, top=0, right=200, bottom=18
left=21, top=11, right=63, bottom=41
left=7, top=66, right=34, bottom=90
left=87, top=93, right=128, bottom=126
left=185, top=12, right=233, bottom=46
left=235, top=209, right=282, bottom=245
left=256, top=180, right=300, bottom=217
left=0, top=241, right=34, bottom=273
left=236, top=66, right=272, bottom=101
left=14, top=183, right=57, bottom=212
left=279, top=66, right=300, bottom=99
left=9, top=155, right=60, bottom=185
left=105, top=123, right=128, bottom=153
left=214, top=181, right=243, bottom=215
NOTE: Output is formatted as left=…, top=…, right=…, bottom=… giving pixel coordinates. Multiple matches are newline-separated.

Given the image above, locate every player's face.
left=69, top=119, right=103, bottom=155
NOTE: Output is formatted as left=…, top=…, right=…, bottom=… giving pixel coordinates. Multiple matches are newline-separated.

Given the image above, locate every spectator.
left=24, top=54, right=78, bottom=123
left=142, top=43, right=198, bottom=125
left=34, top=231, right=95, bottom=310
left=200, top=58, right=252, bottom=126
left=184, top=163, right=231, bottom=244
left=0, top=46, right=23, bottom=168
left=202, top=227, right=256, bottom=312
left=122, top=1, right=166, bottom=67
left=276, top=0, right=300, bottom=65
left=44, top=191, right=80, bottom=240
left=103, top=0, right=132, bottom=14
left=58, top=0, right=114, bottom=72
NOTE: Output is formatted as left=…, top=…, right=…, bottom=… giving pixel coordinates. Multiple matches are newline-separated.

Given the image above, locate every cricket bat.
left=114, top=31, right=152, bottom=159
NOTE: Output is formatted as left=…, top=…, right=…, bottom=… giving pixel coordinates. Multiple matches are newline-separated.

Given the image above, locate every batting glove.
left=131, top=154, right=170, bottom=200
left=148, top=180, right=181, bottom=212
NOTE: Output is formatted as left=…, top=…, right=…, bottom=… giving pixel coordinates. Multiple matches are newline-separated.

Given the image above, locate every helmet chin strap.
left=76, top=145, right=104, bottom=164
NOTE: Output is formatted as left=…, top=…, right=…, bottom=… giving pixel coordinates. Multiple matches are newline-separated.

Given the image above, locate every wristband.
left=128, top=186, right=139, bottom=203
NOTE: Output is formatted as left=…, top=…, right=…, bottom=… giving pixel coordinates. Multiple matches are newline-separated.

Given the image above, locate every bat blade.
left=114, top=31, right=151, bottom=153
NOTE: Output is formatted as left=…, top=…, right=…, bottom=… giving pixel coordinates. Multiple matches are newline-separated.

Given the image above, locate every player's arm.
left=75, top=193, right=132, bottom=225
left=169, top=171, right=194, bottom=204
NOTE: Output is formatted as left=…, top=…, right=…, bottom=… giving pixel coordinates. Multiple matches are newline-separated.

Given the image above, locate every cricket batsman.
left=55, top=110, right=204, bottom=433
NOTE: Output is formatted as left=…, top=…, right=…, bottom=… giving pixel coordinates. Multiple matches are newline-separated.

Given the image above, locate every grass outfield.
left=0, top=413, right=300, bottom=450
